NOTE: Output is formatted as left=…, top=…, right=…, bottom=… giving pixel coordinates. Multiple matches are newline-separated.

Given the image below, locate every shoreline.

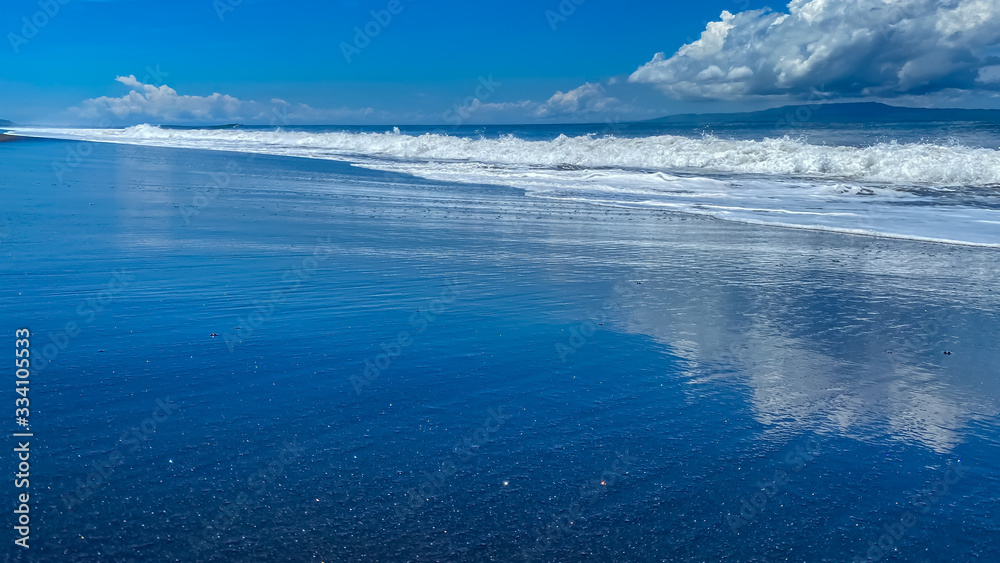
left=6, top=131, right=999, bottom=249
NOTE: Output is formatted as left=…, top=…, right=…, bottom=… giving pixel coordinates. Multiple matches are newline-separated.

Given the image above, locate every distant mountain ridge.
left=0, top=119, right=13, bottom=127
left=646, top=102, right=1000, bottom=124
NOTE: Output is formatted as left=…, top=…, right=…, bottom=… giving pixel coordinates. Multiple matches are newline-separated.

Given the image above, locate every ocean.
left=1, top=119, right=999, bottom=561
left=11, top=116, right=1000, bottom=247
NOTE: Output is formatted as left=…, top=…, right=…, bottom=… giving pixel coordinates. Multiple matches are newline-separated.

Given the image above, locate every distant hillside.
left=0, top=119, right=13, bottom=127
left=646, top=102, right=1000, bottom=125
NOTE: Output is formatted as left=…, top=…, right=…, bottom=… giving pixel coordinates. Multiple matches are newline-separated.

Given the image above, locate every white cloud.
left=978, top=64, right=1000, bottom=84
left=629, top=0, right=1000, bottom=100
left=69, top=76, right=378, bottom=125
left=64, top=76, right=663, bottom=127
left=72, top=76, right=244, bottom=121
left=534, top=82, right=622, bottom=118
left=449, top=99, right=535, bottom=123
left=441, top=81, right=640, bottom=124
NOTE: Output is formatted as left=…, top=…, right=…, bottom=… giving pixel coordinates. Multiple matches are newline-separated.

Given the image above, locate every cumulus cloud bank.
left=630, top=0, right=1000, bottom=100
left=70, top=76, right=377, bottom=124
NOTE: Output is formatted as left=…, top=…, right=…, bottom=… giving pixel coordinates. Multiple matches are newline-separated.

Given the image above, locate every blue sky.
left=2, top=0, right=1000, bottom=125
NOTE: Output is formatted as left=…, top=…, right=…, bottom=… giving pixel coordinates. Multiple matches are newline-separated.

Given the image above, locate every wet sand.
left=1, top=138, right=998, bottom=562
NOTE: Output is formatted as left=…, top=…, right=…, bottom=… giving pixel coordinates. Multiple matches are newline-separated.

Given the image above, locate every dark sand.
left=1, top=138, right=998, bottom=561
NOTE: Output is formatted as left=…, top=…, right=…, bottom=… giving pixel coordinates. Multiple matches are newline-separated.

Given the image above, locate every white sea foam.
left=10, top=125, right=1000, bottom=246
left=14, top=124, right=1000, bottom=186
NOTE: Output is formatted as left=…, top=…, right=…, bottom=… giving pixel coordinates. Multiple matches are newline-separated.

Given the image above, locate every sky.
left=2, top=0, right=1000, bottom=125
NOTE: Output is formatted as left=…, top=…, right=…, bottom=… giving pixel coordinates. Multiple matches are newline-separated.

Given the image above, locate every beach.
left=1, top=136, right=999, bottom=561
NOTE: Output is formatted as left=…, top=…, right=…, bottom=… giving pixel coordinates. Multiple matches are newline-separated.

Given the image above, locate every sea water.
left=0, top=123, right=998, bottom=561
left=10, top=117, right=1000, bottom=248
